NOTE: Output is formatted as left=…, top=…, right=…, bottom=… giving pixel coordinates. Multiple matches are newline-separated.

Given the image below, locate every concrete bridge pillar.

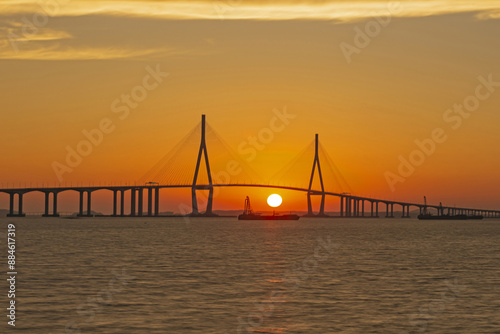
left=78, top=191, right=93, bottom=217
left=340, top=196, right=344, bottom=217
left=113, top=190, right=118, bottom=216
left=53, top=192, right=58, bottom=216
left=44, top=192, right=50, bottom=216
left=87, top=191, right=92, bottom=216
left=305, top=192, right=327, bottom=217
left=154, top=187, right=160, bottom=216
left=7, top=193, right=25, bottom=217
left=120, top=190, right=125, bottom=216
left=18, top=194, right=23, bottom=217
left=191, top=188, right=198, bottom=215
left=147, top=187, right=153, bottom=216
left=155, top=187, right=160, bottom=216
left=403, top=205, right=411, bottom=218
left=9, top=193, right=14, bottom=216
left=385, top=203, right=394, bottom=218
left=79, top=191, right=84, bottom=216
left=131, top=189, right=136, bottom=216
left=307, top=193, right=313, bottom=216
left=319, top=194, right=325, bottom=216
left=138, top=188, right=143, bottom=216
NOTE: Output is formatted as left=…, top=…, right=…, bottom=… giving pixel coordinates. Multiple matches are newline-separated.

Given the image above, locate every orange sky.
left=1, top=1, right=500, bottom=213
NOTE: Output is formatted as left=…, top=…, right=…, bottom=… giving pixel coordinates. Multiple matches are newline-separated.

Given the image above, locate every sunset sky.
left=1, top=0, right=500, bottom=213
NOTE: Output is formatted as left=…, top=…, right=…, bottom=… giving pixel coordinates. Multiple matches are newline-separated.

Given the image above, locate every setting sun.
left=267, top=194, right=283, bottom=208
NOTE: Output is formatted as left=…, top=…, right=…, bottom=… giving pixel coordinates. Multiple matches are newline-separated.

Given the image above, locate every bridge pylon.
left=191, top=115, right=216, bottom=216
left=305, top=134, right=328, bottom=217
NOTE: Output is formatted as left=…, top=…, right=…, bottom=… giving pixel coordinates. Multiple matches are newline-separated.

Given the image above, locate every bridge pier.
left=191, top=187, right=199, bottom=215
left=45, top=192, right=49, bottom=215
left=345, top=197, right=349, bottom=217
left=402, top=205, right=410, bottom=218
left=87, top=191, right=92, bottom=216
left=306, top=192, right=327, bottom=217
left=19, top=194, right=23, bottom=217
left=340, top=196, right=344, bottom=217
left=131, top=189, right=136, bottom=216
left=138, top=188, right=143, bottom=216
left=78, top=191, right=93, bottom=217
left=307, top=194, right=312, bottom=215
left=147, top=187, right=153, bottom=216
left=112, top=190, right=117, bottom=216
left=348, top=197, right=352, bottom=217
left=120, top=190, right=125, bottom=216
left=155, top=187, right=159, bottom=216
left=207, top=187, right=214, bottom=215
left=7, top=193, right=25, bottom=217
left=385, top=203, right=394, bottom=218
left=9, top=193, right=14, bottom=215
left=43, top=192, right=59, bottom=217
left=53, top=192, right=58, bottom=216
left=79, top=191, right=84, bottom=216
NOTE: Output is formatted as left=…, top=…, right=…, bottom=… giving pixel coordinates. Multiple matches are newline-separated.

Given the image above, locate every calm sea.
left=3, top=217, right=500, bottom=333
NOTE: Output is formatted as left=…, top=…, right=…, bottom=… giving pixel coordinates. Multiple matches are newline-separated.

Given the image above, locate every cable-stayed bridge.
left=1, top=115, right=499, bottom=219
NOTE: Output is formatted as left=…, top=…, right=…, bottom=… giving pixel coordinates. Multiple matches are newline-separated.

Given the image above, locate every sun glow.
left=267, top=194, right=283, bottom=208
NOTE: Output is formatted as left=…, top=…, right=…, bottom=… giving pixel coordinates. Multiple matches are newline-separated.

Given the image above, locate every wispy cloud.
left=1, top=1, right=500, bottom=21
left=0, top=43, right=189, bottom=60
left=1, top=25, right=72, bottom=42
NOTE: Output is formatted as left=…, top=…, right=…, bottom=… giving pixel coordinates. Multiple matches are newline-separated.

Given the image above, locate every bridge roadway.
left=1, top=184, right=499, bottom=219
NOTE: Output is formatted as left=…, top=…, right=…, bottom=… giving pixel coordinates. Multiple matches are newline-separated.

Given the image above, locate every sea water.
left=3, top=217, right=500, bottom=333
